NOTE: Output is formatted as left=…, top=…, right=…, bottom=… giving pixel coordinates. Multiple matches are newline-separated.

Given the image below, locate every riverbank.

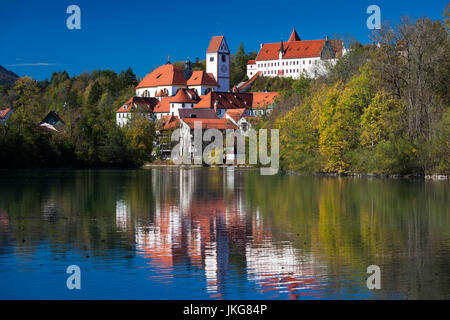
left=284, top=170, right=449, bottom=180
left=142, top=161, right=449, bottom=180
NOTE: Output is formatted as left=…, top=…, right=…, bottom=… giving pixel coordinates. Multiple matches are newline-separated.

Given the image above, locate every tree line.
left=0, top=68, right=155, bottom=167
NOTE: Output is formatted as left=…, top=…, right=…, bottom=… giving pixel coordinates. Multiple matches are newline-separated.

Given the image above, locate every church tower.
left=206, top=36, right=230, bottom=92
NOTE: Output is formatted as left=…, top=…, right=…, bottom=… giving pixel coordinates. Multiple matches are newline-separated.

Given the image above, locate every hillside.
left=0, top=65, right=19, bottom=87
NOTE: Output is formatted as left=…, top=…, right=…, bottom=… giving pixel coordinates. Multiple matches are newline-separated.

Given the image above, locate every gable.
left=207, top=36, right=229, bottom=54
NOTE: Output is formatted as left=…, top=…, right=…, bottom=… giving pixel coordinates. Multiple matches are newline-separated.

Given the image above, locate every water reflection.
left=0, top=168, right=448, bottom=299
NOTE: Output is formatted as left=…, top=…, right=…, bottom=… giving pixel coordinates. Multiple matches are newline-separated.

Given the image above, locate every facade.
left=194, top=92, right=254, bottom=118
left=247, top=28, right=345, bottom=79
left=116, top=96, right=158, bottom=127
left=205, top=36, right=230, bottom=92
left=176, top=118, right=239, bottom=163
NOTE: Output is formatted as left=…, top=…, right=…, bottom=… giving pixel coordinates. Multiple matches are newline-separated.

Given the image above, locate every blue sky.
left=0, top=0, right=447, bottom=80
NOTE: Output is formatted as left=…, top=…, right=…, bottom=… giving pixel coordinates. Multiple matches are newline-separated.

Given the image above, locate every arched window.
left=221, top=55, right=226, bottom=62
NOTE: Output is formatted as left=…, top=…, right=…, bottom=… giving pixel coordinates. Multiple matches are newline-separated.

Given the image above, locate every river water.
left=0, top=168, right=448, bottom=299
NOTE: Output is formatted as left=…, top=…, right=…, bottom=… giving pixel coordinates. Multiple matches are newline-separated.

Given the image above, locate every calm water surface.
left=0, top=168, right=448, bottom=299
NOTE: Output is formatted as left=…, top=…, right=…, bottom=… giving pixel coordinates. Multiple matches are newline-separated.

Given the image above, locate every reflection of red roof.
left=207, top=36, right=226, bottom=53
left=182, top=118, right=238, bottom=130
left=256, top=39, right=343, bottom=61
left=187, top=71, right=219, bottom=87
left=195, top=92, right=253, bottom=110
left=137, top=64, right=187, bottom=88
left=252, top=92, right=279, bottom=109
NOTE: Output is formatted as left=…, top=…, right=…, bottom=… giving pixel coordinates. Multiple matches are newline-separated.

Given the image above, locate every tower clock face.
left=221, top=64, right=228, bottom=73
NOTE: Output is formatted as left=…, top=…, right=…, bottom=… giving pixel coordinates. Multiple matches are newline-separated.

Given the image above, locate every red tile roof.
left=178, top=109, right=218, bottom=119
left=187, top=71, right=219, bottom=87
left=171, top=89, right=197, bottom=103
left=137, top=64, right=187, bottom=88
left=225, top=108, right=246, bottom=122
left=160, top=115, right=180, bottom=130
left=0, top=108, right=11, bottom=119
left=206, top=36, right=225, bottom=53
left=195, top=92, right=253, bottom=110
left=184, top=89, right=200, bottom=100
left=247, top=60, right=256, bottom=65
left=234, top=71, right=261, bottom=93
left=252, top=92, right=279, bottom=109
left=288, top=28, right=301, bottom=42
left=154, top=96, right=176, bottom=113
left=182, top=118, right=238, bottom=130
left=116, top=97, right=159, bottom=113
left=256, top=39, right=343, bottom=61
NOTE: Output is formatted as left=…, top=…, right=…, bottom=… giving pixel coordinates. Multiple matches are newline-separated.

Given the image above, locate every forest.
left=0, top=68, right=155, bottom=167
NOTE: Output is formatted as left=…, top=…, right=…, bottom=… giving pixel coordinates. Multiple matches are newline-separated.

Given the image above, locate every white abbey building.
left=247, top=28, right=345, bottom=79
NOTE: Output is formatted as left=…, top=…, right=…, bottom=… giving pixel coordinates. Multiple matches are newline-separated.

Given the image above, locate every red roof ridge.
left=207, top=36, right=225, bottom=53
left=137, top=64, right=186, bottom=88
left=187, top=70, right=219, bottom=87
left=171, top=89, right=196, bottom=103
left=182, top=118, right=238, bottom=130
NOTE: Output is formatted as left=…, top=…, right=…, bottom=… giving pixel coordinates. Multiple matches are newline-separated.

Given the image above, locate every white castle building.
left=247, top=28, right=345, bottom=79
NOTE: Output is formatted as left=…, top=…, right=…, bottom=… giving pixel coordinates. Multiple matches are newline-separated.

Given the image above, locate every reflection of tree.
left=246, top=173, right=450, bottom=299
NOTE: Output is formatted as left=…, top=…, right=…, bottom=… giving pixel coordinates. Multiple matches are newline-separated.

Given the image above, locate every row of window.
left=118, top=113, right=153, bottom=119
left=258, top=59, right=313, bottom=68
left=262, top=69, right=302, bottom=75
left=141, top=88, right=169, bottom=97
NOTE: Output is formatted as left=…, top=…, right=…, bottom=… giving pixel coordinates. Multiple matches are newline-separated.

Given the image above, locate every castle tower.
left=206, top=36, right=230, bottom=92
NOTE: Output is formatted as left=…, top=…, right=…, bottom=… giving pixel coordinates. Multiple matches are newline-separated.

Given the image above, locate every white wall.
left=188, top=85, right=214, bottom=96
left=116, top=112, right=153, bottom=127
left=206, top=53, right=218, bottom=84
left=170, top=102, right=194, bottom=117
left=247, top=64, right=257, bottom=78
left=136, top=85, right=186, bottom=98
left=253, top=57, right=334, bottom=79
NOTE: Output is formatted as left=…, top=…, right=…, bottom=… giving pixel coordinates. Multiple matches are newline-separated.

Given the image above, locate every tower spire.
left=288, top=28, right=301, bottom=42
